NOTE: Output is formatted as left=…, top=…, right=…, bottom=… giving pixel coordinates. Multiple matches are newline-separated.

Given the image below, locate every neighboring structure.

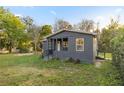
left=42, top=30, right=97, bottom=63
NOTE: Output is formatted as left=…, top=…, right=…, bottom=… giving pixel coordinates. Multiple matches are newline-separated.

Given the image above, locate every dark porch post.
left=51, top=39, right=52, bottom=50
left=47, top=39, right=49, bottom=59
left=52, top=39, right=54, bottom=51
left=56, top=38, right=58, bottom=51
left=55, top=39, right=57, bottom=51
left=51, top=39, right=54, bottom=57
left=61, top=38, right=64, bottom=50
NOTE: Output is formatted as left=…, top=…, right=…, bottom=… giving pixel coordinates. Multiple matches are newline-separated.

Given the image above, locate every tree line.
left=0, top=7, right=97, bottom=53
left=0, top=7, right=123, bottom=55
left=0, top=7, right=52, bottom=53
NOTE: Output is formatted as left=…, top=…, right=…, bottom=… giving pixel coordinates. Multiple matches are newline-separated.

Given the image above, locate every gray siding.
left=44, top=31, right=95, bottom=63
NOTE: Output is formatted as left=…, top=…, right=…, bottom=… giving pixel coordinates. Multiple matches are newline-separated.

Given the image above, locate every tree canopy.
left=98, top=18, right=120, bottom=53
left=53, top=19, right=72, bottom=32
left=77, top=19, right=95, bottom=32
left=0, top=7, right=26, bottom=53
left=111, top=27, right=124, bottom=85
left=41, top=25, right=52, bottom=36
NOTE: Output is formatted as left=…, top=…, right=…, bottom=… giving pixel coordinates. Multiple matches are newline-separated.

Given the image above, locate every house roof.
left=44, top=30, right=97, bottom=39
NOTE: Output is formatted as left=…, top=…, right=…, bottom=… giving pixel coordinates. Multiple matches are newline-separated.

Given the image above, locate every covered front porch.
left=48, top=38, right=68, bottom=51
left=43, top=38, right=68, bottom=59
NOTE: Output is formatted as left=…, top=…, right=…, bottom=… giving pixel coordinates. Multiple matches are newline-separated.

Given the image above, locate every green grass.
left=98, top=53, right=112, bottom=59
left=0, top=54, right=120, bottom=86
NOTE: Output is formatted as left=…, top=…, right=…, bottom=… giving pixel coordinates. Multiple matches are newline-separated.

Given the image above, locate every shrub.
left=55, top=57, right=60, bottom=60
left=111, top=29, right=124, bottom=85
left=49, top=57, right=60, bottom=62
left=74, top=59, right=81, bottom=64
left=65, top=58, right=81, bottom=64
left=65, top=57, right=75, bottom=63
left=18, top=47, right=29, bottom=53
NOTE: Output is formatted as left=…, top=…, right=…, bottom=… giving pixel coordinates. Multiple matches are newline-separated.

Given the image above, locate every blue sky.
left=4, top=6, right=124, bottom=29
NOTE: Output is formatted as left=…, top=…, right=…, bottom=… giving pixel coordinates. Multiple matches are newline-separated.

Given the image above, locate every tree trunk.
left=9, top=43, right=12, bottom=53
left=104, top=52, right=105, bottom=59
left=9, top=47, right=12, bottom=53
left=34, top=42, right=37, bottom=54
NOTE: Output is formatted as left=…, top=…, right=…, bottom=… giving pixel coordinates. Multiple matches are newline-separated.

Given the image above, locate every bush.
left=111, top=29, right=124, bottom=85
left=74, top=59, right=81, bottom=64
left=55, top=57, right=60, bottom=60
left=18, top=47, right=29, bottom=53
left=65, top=58, right=81, bottom=64
left=65, top=57, right=75, bottom=63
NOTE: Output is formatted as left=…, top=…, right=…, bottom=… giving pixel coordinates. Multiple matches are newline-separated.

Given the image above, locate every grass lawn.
left=0, top=54, right=120, bottom=86
left=98, top=53, right=112, bottom=60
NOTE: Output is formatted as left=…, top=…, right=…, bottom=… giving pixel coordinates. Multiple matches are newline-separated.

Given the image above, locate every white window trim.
left=76, top=38, right=84, bottom=51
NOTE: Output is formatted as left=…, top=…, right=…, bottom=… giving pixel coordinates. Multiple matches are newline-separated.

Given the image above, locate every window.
left=76, top=38, right=84, bottom=51
left=63, top=41, right=68, bottom=51
left=62, top=38, right=68, bottom=51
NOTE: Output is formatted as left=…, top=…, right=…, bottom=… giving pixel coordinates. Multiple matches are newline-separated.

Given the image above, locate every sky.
left=4, top=6, right=124, bottom=29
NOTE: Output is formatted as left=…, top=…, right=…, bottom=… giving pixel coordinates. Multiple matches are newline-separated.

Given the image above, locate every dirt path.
left=95, top=59, right=105, bottom=68
left=95, top=62, right=102, bottom=68
left=14, top=53, right=34, bottom=56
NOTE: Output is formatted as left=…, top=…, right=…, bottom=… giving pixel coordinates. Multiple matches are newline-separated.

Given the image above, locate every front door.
left=57, top=41, right=60, bottom=51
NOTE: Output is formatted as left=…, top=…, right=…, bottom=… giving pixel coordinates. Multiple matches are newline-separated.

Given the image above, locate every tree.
left=39, top=25, right=52, bottom=50
left=111, top=27, right=124, bottom=85
left=109, top=16, right=124, bottom=85
left=22, top=16, right=40, bottom=52
left=27, top=24, right=41, bottom=52
left=94, top=22, right=101, bottom=56
left=0, top=31, right=8, bottom=50
left=72, top=24, right=79, bottom=30
left=98, top=18, right=120, bottom=57
left=53, top=19, right=72, bottom=32
left=17, top=32, right=32, bottom=53
left=99, top=28, right=112, bottom=53
left=107, top=17, right=119, bottom=30
left=0, top=7, right=26, bottom=53
left=40, top=25, right=52, bottom=37
left=21, top=16, right=33, bottom=32
left=22, top=17, right=52, bottom=52
left=77, top=19, right=95, bottom=32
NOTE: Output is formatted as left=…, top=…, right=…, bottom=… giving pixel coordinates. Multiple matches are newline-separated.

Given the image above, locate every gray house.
left=42, top=30, right=97, bottom=63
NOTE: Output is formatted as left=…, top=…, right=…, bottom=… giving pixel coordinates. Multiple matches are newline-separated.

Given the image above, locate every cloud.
left=96, top=16, right=104, bottom=21
left=95, top=16, right=108, bottom=29
left=50, top=10, right=57, bottom=16
left=110, top=14, right=116, bottom=19
left=115, top=8, right=123, bottom=13
left=23, top=6, right=34, bottom=8
left=15, top=14, right=23, bottom=17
